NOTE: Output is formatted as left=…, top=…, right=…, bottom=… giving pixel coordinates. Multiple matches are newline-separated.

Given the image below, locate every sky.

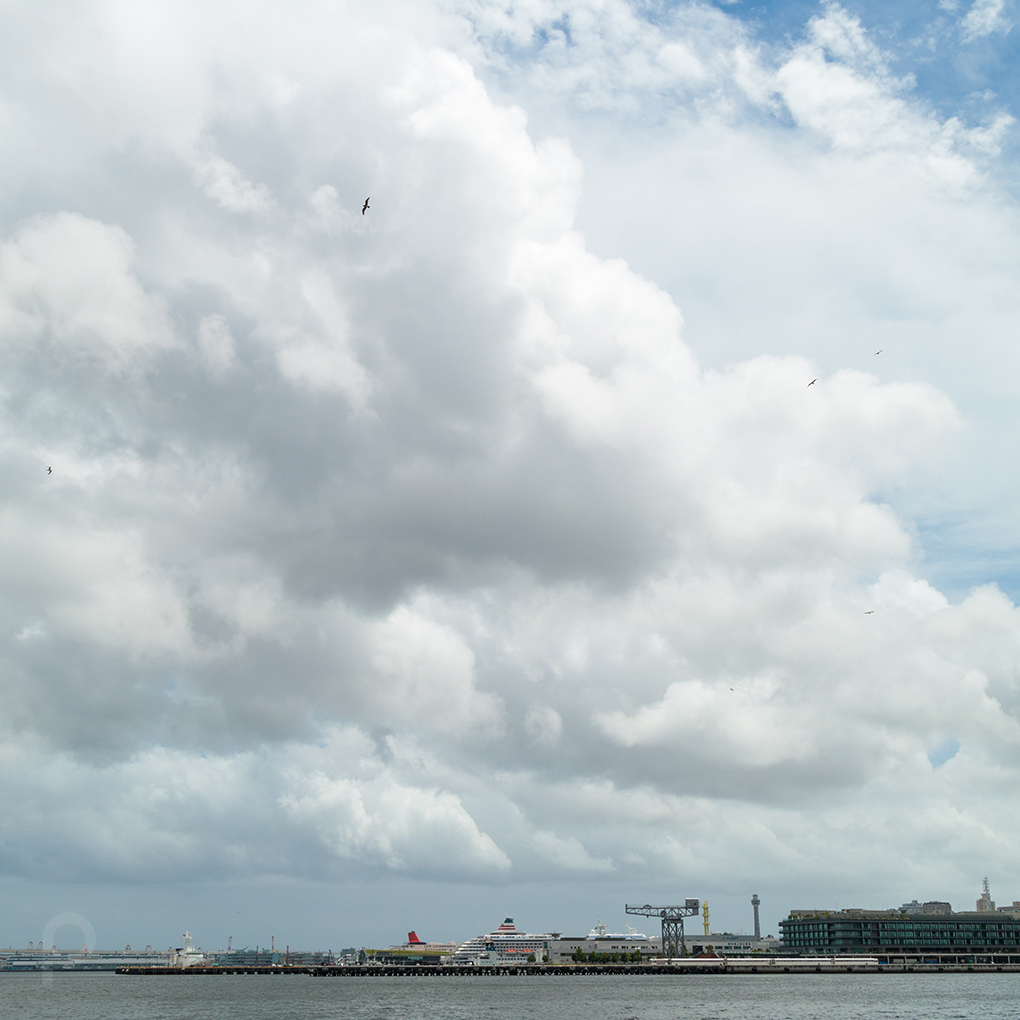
left=1, top=0, right=1020, bottom=953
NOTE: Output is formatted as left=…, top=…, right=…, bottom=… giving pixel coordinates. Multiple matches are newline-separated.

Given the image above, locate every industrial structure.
left=625, top=900, right=701, bottom=957
left=978, top=877, right=995, bottom=912
left=752, top=894, right=761, bottom=940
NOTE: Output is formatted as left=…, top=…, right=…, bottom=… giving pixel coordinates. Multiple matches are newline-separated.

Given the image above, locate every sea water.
left=3, top=972, right=1020, bottom=1020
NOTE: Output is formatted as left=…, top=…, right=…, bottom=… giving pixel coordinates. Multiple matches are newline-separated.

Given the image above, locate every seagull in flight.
left=874, top=350, right=882, bottom=355
left=864, top=610, right=874, bottom=614
left=361, top=198, right=370, bottom=215
left=47, top=466, right=52, bottom=474
left=807, top=378, right=817, bottom=387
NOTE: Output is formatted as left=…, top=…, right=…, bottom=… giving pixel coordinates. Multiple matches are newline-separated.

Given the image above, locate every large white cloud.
left=0, top=0, right=1019, bottom=946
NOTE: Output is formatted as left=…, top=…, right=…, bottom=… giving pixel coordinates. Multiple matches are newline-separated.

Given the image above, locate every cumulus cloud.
left=188, top=150, right=275, bottom=214
left=530, top=830, right=614, bottom=872
left=366, top=604, right=504, bottom=740
left=525, top=704, right=563, bottom=746
left=281, top=772, right=511, bottom=878
left=0, top=214, right=175, bottom=372
left=960, top=0, right=1011, bottom=41
left=0, top=0, right=1019, bottom=944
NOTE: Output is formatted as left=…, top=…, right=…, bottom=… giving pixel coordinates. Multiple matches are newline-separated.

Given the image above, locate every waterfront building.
left=212, top=948, right=334, bottom=966
left=0, top=948, right=171, bottom=971
left=780, top=898, right=1020, bottom=962
left=689, top=933, right=781, bottom=956
left=546, top=923, right=662, bottom=963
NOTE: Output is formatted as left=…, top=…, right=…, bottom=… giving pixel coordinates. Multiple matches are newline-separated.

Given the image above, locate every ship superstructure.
left=172, top=932, right=206, bottom=968
left=453, top=918, right=559, bottom=964
left=586, top=922, right=649, bottom=941
left=365, top=931, right=457, bottom=965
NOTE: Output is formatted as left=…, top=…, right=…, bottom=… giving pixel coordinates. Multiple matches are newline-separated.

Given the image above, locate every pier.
left=116, top=956, right=1020, bottom=976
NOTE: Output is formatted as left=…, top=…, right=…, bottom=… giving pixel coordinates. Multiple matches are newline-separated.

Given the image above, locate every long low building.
left=547, top=934, right=663, bottom=963
left=689, top=934, right=781, bottom=956
left=545, top=922, right=665, bottom=962
left=0, top=949, right=172, bottom=971
left=780, top=901, right=1020, bottom=959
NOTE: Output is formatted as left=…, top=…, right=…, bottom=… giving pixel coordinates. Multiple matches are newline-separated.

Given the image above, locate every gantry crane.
left=624, top=900, right=701, bottom=958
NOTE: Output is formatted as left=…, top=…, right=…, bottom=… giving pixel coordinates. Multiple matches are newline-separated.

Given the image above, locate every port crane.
left=625, top=900, right=701, bottom=958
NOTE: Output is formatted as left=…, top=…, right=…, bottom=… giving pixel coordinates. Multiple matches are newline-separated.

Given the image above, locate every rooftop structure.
left=899, top=900, right=952, bottom=915
left=978, top=877, right=996, bottom=913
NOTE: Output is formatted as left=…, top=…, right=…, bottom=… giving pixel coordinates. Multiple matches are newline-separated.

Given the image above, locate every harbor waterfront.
left=8, top=884, right=1020, bottom=980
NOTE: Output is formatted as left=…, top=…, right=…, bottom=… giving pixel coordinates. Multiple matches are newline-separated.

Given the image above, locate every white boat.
left=586, top=922, right=649, bottom=941
left=173, top=932, right=206, bottom=968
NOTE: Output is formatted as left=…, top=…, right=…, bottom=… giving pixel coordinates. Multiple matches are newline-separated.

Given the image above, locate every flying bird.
left=47, top=466, right=52, bottom=474
left=874, top=350, right=882, bottom=355
left=807, top=378, right=817, bottom=387
left=361, top=198, right=370, bottom=215
left=864, top=610, right=874, bottom=614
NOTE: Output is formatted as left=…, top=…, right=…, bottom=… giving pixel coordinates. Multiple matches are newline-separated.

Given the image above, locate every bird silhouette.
left=864, top=610, right=874, bottom=614
left=47, top=466, right=52, bottom=474
left=807, top=379, right=817, bottom=387
left=362, top=198, right=370, bottom=215
left=874, top=350, right=882, bottom=355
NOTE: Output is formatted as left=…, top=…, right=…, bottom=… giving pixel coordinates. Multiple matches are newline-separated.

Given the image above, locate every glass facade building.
left=780, top=907, right=1020, bottom=962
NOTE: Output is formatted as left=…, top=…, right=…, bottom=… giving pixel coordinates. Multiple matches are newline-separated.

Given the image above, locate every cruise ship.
left=586, top=922, right=649, bottom=941
left=453, top=918, right=561, bottom=964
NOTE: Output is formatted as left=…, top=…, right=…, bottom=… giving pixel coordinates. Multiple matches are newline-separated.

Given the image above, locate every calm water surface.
left=3, top=972, right=1020, bottom=1020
